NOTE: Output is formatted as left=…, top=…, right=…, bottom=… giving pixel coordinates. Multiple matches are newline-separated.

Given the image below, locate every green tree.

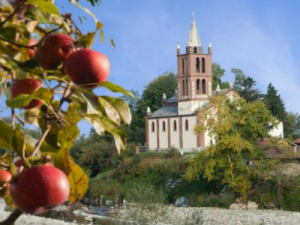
left=141, top=71, right=177, bottom=113
left=232, top=68, right=262, bottom=102
left=264, top=83, right=286, bottom=122
left=133, top=71, right=177, bottom=144
left=212, top=63, right=229, bottom=90
left=185, top=95, right=276, bottom=197
left=284, top=112, right=300, bottom=140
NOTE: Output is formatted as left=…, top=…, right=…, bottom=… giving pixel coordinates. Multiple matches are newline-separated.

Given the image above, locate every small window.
left=185, top=119, right=189, bottom=131
left=151, top=122, right=155, bottom=132
left=194, top=47, right=197, bottom=53
left=196, top=79, right=200, bottom=94
left=201, top=57, right=206, bottom=73
left=196, top=57, right=200, bottom=73
left=186, top=79, right=188, bottom=96
left=185, top=58, right=188, bottom=73
left=182, top=80, right=185, bottom=96
left=173, top=120, right=177, bottom=131
left=202, top=79, right=206, bottom=94
left=162, top=121, right=166, bottom=132
left=182, top=58, right=185, bottom=73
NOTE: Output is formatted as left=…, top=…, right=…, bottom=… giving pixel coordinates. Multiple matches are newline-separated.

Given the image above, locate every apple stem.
left=0, top=209, right=23, bottom=225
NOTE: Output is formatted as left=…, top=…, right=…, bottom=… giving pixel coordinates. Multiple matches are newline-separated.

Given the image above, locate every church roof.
left=166, top=95, right=178, bottom=103
left=187, top=14, right=201, bottom=47
left=151, top=106, right=178, bottom=118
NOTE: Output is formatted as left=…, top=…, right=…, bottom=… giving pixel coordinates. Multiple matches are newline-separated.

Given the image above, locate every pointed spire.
left=177, top=42, right=180, bottom=49
left=187, top=13, right=201, bottom=47
left=208, top=42, right=212, bottom=48
left=216, top=84, right=221, bottom=92
left=146, top=106, right=151, bottom=115
left=162, top=93, right=167, bottom=100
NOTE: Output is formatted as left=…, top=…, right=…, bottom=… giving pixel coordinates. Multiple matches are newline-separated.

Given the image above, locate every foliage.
left=253, top=175, right=300, bottom=211
left=0, top=0, right=131, bottom=223
left=185, top=95, right=277, bottom=197
left=264, top=83, right=287, bottom=122
left=232, top=68, right=263, bottom=102
left=212, top=63, right=229, bottom=90
left=284, top=112, right=300, bottom=140
left=193, top=191, right=235, bottom=208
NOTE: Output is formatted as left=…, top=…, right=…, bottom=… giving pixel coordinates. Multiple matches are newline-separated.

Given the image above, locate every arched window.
left=196, top=57, right=200, bottom=73
left=202, top=79, right=206, bottom=94
left=162, top=121, right=166, bottom=132
left=182, top=80, right=185, bottom=96
left=194, top=47, right=197, bottom=53
left=201, top=57, right=205, bottom=73
left=182, top=58, right=184, bottom=73
left=173, top=120, right=177, bottom=131
left=185, top=79, right=189, bottom=96
left=185, top=119, right=189, bottom=131
left=151, top=122, right=155, bottom=132
left=196, top=79, right=200, bottom=94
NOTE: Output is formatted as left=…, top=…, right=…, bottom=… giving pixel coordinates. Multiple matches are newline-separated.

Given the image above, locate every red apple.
left=27, top=38, right=38, bottom=58
left=36, top=34, right=74, bottom=70
left=0, top=170, right=12, bottom=186
left=10, top=78, right=42, bottom=109
left=64, top=49, right=110, bottom=88
left=10, top=164, right=70, bottom=214
left=14, top=159, right=24, bottom=168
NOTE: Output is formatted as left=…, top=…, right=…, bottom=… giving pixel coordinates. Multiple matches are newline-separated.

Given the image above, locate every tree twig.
left=30, top=124, right=52, bottom=157
left=0, top=0, right=28, bottom=27
left=15, top=115, right=25, bottom=126
left=0, top=23, right=64, bottom=49
left=0, top=209, right=23, bottom=225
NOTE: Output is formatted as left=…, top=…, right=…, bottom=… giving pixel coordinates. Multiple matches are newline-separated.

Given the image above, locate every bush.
left=192, top=191, right=235, bottom=208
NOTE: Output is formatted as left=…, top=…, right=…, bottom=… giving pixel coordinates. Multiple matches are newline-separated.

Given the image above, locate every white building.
left=145, top=16, right=284, bottom=152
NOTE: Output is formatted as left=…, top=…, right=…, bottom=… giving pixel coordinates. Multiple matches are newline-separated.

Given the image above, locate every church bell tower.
left=177, top=14, right=212, bottom=115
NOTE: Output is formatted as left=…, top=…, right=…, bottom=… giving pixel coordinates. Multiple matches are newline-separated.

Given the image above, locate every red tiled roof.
left=294, top=138, right=300, bottom=144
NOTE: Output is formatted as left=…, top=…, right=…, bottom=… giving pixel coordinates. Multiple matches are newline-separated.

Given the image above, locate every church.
left=145, top=16, right=283, bottom=152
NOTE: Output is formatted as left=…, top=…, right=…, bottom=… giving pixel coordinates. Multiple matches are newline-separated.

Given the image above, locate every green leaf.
left=84, top=115, right=126, bottom=153
left=57, top=124, right=79, bottom=149
left=12, top=125, right=34, bottom=157
left=53, top=148, right=71, bottom=175
left=84, top=114, right=105, bottom=135
left=53, top=151, right=88, bottom=203
left=102, top=96, right=132, bottom=125
left=6, top=87, right=53, bottom=108
left=0, top=120, right=13, bottom=150
left=27, top=0, right=60, bottom=15
left=100, top=30, right=104, bottom=43
left=0, top=154, right=13, bottom=166
left=96, top=22, right=104, bottom=30
left=67, top=159, right=89, bottom=203
left=110, top=38, right=116, bottom=48
left=70, top=0, right=99, bottom=23
left=100, top=81, right=134, bottom=97
left=78, top=32, right=95, bottom=49
left=84, top=94, right=120, bottom=124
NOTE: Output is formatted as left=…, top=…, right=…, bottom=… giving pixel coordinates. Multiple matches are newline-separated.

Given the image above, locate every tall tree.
left=185, top=96, right=277, bottom=197
left=283, top=112, right=300, bottom=140
left=232, top=68, right=262, bottom=102
left=133, top=71, right=177, bottom=144
left=264, top=83, right=286, bottom=122
left=212, top=63, right=229, bottom=90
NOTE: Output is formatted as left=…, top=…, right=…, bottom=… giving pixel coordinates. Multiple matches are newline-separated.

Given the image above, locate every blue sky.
left=3, top=0, right=300, bottom=135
